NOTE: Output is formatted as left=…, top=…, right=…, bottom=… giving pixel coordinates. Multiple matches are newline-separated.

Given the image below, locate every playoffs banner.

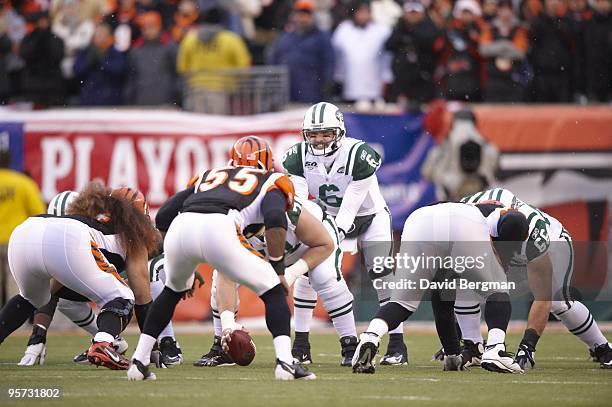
left=2, top=109, right=434, bottom=227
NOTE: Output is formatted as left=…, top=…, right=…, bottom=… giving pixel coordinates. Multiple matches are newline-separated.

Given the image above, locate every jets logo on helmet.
left=230, top=136, right=274, bottom=171
left=110, top=187, right=149, bottom=216
left=302, top=102, right=346, bottom=156
left=47, top=191, right=79, bottom=216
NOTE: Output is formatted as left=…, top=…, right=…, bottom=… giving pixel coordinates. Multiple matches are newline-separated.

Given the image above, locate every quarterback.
left=282, top=102, right=408, bottom=365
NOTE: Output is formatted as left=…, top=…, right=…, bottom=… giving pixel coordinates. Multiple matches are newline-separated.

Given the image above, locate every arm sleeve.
left=334, top=176, right=374, bottom=233
left=261, top=189, right=288, bottom=230
left=155, top=188, right=192, bottom=232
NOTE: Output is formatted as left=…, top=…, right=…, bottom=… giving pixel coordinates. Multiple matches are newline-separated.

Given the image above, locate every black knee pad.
left=374, top=302, right=412, bottom=332
left=99, top=297, right=134, bottom=328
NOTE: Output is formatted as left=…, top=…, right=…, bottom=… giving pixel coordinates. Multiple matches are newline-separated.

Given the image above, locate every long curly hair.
left=67, top=181, right=159, bottom=257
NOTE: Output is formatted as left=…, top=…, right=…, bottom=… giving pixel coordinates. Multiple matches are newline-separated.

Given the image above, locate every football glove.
left=18, top=343, right=46, bottom=366
left=515, top=342, right=536, bottom=369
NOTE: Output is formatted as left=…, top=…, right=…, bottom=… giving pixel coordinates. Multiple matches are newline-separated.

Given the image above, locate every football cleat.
left=127, top=359, right=156, bottom=381
left=592, top=343, right=612, bottom=369
left=292, top=339, right=312, bottom=365
left=443, top=354, right=465, bottom=371
left=379, top=341, right=408, bottom=366
left=159, top=337, right=183, bottom=366
left=73, top=350, right=89, bottom=364
left=18, top=343, right=46, bottom=366
left=193, top=336, right=235, bottom=367
left=274, top=359, right=316, bottom=380
left=340, top=335, right=358, bottom=367
left=87, top=341, right=130, bottom=370
left=352, top=332, right=380, bottom=374
left=113, top=336, right=129, bottom=355
left=461, top=340, right=484, bottom=367
left=481, top=343, right=523, bottom=374
left=432, top=347, right=445, bottom=362
left=515, top=343, right=536, bottom=369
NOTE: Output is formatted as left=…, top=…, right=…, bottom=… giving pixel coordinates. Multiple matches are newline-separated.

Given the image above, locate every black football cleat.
left=275, top=359, right=316, bottom=380
left=159, top=337, right=183, bottom=366
left=461, top=340, right=484, bottom=367
left=127, top=359, right=156, bottom=381
left=340, top=336, right=358, bottom=367
left=592, top=343, right=612, bottom=369
left=292, top=338, right=313, bottom=365
left=193, top=337, right=235, bottom=367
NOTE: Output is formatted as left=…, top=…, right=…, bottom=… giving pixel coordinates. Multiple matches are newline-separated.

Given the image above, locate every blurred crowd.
left=0, top=0, right=610, bottom=110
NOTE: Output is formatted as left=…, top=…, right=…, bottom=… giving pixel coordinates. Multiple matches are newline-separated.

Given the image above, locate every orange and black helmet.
left=110, top=187, right=149, bottom=216
left=229, top=136, right=274, bottom=171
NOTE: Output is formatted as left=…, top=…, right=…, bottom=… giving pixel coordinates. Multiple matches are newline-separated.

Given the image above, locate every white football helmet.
left=302, top=102, right=346, bottom=156
left=47, top=191, right=79, bottom=216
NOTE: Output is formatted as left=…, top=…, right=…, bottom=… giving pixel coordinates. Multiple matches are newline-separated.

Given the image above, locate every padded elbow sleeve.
left=262, top=189, right=288, bottom=230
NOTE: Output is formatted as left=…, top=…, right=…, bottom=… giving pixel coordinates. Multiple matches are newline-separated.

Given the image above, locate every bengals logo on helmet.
left=110, top=187, right=149, bottom=216
left=229, top=136, right=274, bottom=171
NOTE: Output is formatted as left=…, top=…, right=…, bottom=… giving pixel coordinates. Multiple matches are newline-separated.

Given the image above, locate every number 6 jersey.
left=282, top=137, right=386, bottom=218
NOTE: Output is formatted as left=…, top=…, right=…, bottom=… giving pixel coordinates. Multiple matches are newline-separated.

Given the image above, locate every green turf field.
left=1, top=331, right=611, bottom=407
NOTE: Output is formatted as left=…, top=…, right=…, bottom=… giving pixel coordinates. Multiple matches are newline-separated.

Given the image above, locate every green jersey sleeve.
left=349, top=142, right=381, bottom=181
left=525, top=219, right=550, bottom=261
left=287, top=198, right=303, bottom=227
left=282, top=142, right=305, bottom=177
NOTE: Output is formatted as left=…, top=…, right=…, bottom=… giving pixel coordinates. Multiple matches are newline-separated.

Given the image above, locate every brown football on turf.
left=227, top=329, right=256, bottom=366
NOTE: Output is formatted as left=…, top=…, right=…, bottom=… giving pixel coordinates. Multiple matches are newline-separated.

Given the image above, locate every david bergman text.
left=373, top=278, right=516, bottom=292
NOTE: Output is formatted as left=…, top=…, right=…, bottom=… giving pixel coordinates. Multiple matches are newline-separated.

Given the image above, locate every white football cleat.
left=274, top=359, right=316, bottom=380
left=127, top=359, right=156, bottom=381
left=113, top=336, right=129, bottom=355
left=18, top=343, right=46, bottom=366
left=481, top=343, right=524, bottom=374
left=351, top=332, right=380, bottom=374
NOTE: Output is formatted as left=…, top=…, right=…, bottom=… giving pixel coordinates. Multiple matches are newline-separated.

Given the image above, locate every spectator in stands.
left=170, top=0, right=199, bottom=43
left=567, top=0, right=590, bottom=102
left=481, top=0, right=498, bottom=22
left=0, top=0, right=26, bottom=101
left=20, top=11, right=66, bottom=107
left=429, top=0, right=453, bottom=28
left=74, top=21, right=128, bottom=105
left=158, top=0, right=180, bottom=30
left=528, top=0, right=574, bottom=102
left=52, top=0, right=96, bottom=102
left=332, top=0, right=391, bottom=110
left=0, top=29, right=9, bottom=104
left=252, top=0, right=292, bottom=65
left=371, top=0, right=402, bottom=27
left=385, top=0, right=439, bottom=105
left=435, top=0, right=484, bottom=101
left=480, top=0, right=529, bottom=102
left=125, top=11, right=178, bottom=105
left=269, top=0, right=334, bottom=103
left=105, top=0, right=142, bottom=52
left=584, top=0, right=611, bottom=101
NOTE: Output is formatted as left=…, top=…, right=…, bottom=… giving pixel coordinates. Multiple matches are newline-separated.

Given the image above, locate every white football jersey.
left=461, top=187, right=565, bottom=262
left=282, top=137, right=387, bottom=218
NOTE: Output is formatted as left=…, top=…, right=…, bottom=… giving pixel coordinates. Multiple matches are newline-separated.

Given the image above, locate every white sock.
left=332, top=310, right=357, bottom=338
left=293, top=276, right=317, bottom=333
left=159, top=321, right=175, bottom=341
left=93, top=331, right=114, bottom=344
left=487, top=328, right=506, bottom=346
left=132, top=334, right=157, bottom=365
left=554, top=301, right=608, bottom=349
left=455, top=302, right=483, bottom=343
left=212, top=315, right=222, bottom=337
left=57, top=300, right=98, bottom=336
left=367, top=318, right=389, bottom=338
left=273, top=335, right=293, bottom=364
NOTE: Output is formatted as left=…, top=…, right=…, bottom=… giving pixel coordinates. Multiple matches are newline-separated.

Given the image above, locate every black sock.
left=0, top=295, right=36, bottom=344
left=484, top=292, right=511, bottom=332
left=135, top=301, right=152, bottom=333
left=431, top=290, right=460, bottom=355
left=27, top=324, right=48, bottom=346
left=96, top=312, right=123, bottom=338
left=374, top=302, right=412, bottom=332
left=521, top=328, right=540, bottom=349
left=260, top=284, right=290, bottom=338
left=143, top=287, right=184, bottom=339
left=294, top=331, right=310, bottom=345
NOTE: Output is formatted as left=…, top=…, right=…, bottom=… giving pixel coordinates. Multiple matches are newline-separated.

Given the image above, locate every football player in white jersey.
left=352, top=202, right=528, bottom=374
left=194, top=197, right=358, bottom=367
left=282, top=102, right=408, bottom=366
left=455, top=188, right=612, bottom=369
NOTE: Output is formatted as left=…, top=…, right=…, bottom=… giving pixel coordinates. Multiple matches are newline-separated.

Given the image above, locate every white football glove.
left=18, top=343, right=46, bottom=366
